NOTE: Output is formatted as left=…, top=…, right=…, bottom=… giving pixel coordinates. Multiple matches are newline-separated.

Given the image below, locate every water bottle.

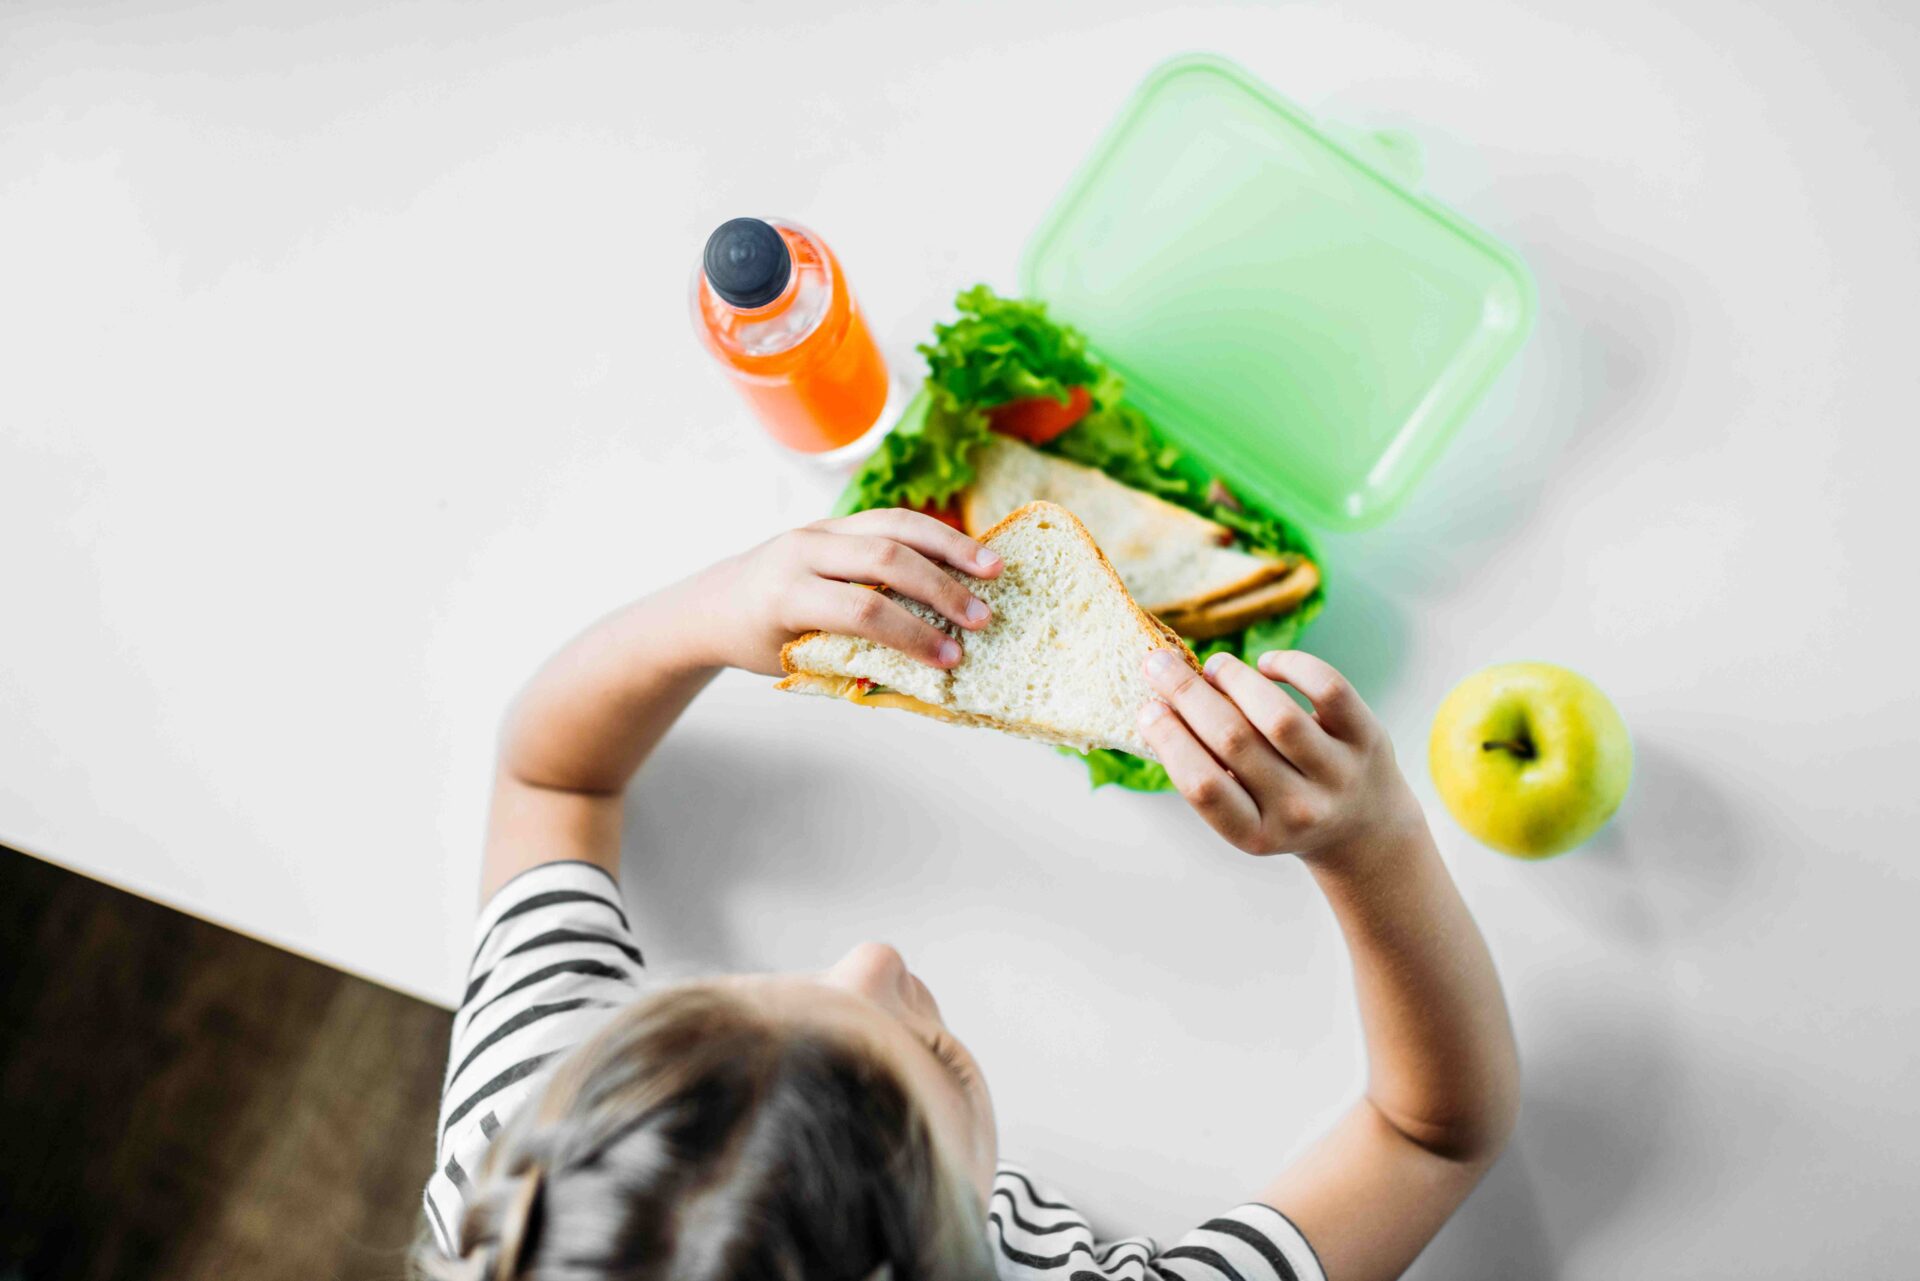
left=692, top=217, right=897, bottom=458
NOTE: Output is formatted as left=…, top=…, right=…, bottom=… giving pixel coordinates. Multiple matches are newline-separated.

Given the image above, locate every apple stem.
left=1481, top=738, right=1536, bottom=760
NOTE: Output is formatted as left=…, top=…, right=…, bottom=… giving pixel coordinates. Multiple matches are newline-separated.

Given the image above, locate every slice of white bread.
left=776, top=502, right=1198, bottom=757
left=960, top=435, right=1294, bottom=614
left=778, top=593, right=955, bottom=708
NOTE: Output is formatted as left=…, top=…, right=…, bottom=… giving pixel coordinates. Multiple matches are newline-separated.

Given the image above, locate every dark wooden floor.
left=0, top=844, right=453, bottom=1281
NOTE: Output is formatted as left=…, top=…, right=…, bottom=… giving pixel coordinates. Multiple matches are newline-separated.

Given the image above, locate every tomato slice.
left=915, top=499, right=966, bottom=531
left=986, top=384, right=1092, bottom=445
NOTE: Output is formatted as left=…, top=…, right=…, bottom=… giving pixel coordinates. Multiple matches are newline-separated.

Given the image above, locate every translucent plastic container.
left=1021, top=55, right=1536, bottom=530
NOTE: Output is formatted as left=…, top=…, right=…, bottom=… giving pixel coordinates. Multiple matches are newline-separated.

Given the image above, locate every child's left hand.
left=1137, top=649, right=1424, bottom=867
left=699, top=508, right=1005, bottom=677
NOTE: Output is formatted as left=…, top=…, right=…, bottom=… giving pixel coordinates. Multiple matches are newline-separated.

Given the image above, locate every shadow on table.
left=616, top=721, right=963, bottom=972
left=1322, top=169, right=1693, bottom=609
left=1298, top=561, right=1416, bottom=719
left=619, top=730, right=811, bottom=971
left=1300, top=170, right=1690, bottom=721
left=1424, top=183, right=1680, bottom=560
left=1419, top=740, right=1756, bottom=1277
left=1412, top=965, right=1687, bottom=1281
left=1528, top=738, right=1758, bottom=945
left=1424, top=971, right=1688, bottom=1279
left=1412, top=1144, right=1557, bottom=1279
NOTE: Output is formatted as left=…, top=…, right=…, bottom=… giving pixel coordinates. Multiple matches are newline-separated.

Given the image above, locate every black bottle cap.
left=703, top=217, right=791, bottom=309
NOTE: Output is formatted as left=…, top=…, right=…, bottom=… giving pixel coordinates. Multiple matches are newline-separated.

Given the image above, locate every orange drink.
left=692, top=218, right=893, bottom=454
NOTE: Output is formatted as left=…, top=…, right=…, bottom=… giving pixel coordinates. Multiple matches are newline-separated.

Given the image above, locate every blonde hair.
left=414, top=982, right=993, bottom=1281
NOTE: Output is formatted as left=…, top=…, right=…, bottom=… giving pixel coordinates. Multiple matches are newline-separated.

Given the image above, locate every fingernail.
left=1144, top=649, right=1178, bottom=679
left=965, top=598, right=989, bottom=626
left=975, top=549, right=1001, bottom=572
left=1204, top=651, right=1231, bottom=676
left=1139, top=700, right=1167, bottom=724
left=938, top=639, right=961, bottom=666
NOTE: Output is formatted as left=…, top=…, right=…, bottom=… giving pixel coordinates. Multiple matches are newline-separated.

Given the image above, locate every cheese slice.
left=804, top=675, right=963, bottom=722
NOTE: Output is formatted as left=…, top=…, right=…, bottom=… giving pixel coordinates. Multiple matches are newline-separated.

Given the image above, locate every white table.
left=4, top=2, right=1916, bottom=1274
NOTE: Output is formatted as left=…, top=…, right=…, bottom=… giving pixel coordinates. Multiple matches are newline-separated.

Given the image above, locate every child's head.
left=421, top=942, right=998, bottom=1281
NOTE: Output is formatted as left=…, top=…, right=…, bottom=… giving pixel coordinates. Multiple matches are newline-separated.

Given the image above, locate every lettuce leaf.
left=1062, top=745, right=1172, bottom=791
left=835, top=286, right=1327, bottom=792
left=1048, top=400, right=1192, bottom=502
left=832, top=387, right=992, bottom=517
left=921, top=285, right=1103, bottom=410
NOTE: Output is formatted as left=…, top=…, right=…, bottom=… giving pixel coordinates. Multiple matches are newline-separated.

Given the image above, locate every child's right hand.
left=701, top=508, right=1004, bottom=678
left=1136, top=649, right=1426, bottom=867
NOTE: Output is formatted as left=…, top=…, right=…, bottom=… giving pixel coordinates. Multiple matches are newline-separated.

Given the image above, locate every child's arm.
left=1137, top=650, right=1519, bottom=1281
left=481, top=510, right=1004, bottom=900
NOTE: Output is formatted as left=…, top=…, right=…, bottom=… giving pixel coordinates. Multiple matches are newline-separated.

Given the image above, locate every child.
left=418, top=509, right=1518, bottom=1281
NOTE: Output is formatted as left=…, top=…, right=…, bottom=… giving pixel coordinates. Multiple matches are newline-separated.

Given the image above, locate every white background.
left=4, top=2, right=1918, bottom=1275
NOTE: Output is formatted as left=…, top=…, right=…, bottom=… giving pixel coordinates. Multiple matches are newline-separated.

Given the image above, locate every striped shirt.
left=425, top=863, right=1325, bottom=1281
left=424, top=861, right=644, bottom=1253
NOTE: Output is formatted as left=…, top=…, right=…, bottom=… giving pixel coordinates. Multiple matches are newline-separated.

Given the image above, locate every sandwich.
left=961, top=434, right=1321, bottom=639
left=829, top=286, right=1324, bottom=790
left=777, top=502, right=1199, bottom=757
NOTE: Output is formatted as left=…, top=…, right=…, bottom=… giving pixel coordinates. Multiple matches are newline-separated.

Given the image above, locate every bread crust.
left=778, top=632, right=813, bottom=675
left=1156, top=561, right=1323, bottom=640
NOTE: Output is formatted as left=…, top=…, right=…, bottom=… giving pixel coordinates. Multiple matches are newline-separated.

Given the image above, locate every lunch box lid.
left=1020, top=54, right=1535, bottom=532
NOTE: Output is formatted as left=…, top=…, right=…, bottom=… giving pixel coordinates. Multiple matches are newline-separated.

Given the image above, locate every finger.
left=1255, top=650, right=1375, bottom=742
left=799, top=532, right=991, bottom=631
left=1202, top=652, right=1337, bottom=776
left=810, top=508, right=1003, bottom=578
left=1143, top=649, right=1295, bottom=791
left=1136, top=701, right=1261, bottom=847
left=801, top=580, right=961, bottom=668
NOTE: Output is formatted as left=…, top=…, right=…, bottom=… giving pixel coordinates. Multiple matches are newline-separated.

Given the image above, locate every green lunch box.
left=837, top=53, right=1535, bottom=781
left=1021, top=53, right=1534, bottom=533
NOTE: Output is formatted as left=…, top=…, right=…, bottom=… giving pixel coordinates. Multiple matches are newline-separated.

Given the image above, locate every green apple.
left=1429, top=662, right=1632, bottom=859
